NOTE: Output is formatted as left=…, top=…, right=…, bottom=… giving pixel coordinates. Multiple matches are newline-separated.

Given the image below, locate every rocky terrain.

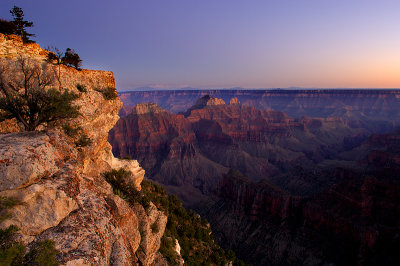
left=0, top=34, right=242, bottom=266
left=0, top=34, right=166, bottom=265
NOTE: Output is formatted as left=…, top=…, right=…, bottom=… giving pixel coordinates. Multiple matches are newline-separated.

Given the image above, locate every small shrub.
left=46, top=51, right=60, bottom=64
left=0, top=199, right=24, bottom=264
left=0, top=225, right=25, bottom=265
left=62, top=124, right=81, bottom=138
left=75, top=133, right=92, bottom=147
left=61, top=48, right=82, bottom=70
left=76, top=84, right=87, bottom=93
left=0, top=227, right=60, bottom=265
left=0, top=197, right=59, bottom=265
left=103, top=168, right=152, bottom=211
left=159, top=236, right=178, bottom=264
left=0, top=18, right=16, bottom=35
left=139, top=196, right=151, bottom=210
left=114, top=189, right=128, bottom=200
left=24, top=239, right=59, bottom=266
left=96, top=87, right=118, bottom=100
left=0, top=197, right=21, bottom=223
left=120, top=156, right=132, bottom=160
left=103, top=168, right=132, bottom=187
left=0, top=86, right=80, bottom=131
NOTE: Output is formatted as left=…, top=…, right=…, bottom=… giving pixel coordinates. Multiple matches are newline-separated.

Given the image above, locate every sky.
left=1, top=0, right=399, bottom=90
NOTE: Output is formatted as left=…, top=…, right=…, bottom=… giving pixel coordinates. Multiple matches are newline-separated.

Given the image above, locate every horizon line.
left=118, top=87, right=400, bottom=92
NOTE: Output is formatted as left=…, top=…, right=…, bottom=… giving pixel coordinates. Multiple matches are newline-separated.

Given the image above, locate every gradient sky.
left=1, top=0, right=399, bottom=90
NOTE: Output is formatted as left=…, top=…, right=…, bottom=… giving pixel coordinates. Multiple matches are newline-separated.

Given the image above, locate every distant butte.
left=131, top=103, right=167, bottom=115
left=229, top=97, right=240, bottom=105
left=192, top=95, right=225, bottom=108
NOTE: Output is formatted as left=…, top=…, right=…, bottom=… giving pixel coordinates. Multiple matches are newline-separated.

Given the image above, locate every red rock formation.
left=109, top=95, right=400, bottom=265
left=109, top=97, right=370, bottom=202
left=352, top=132, right=400, bottom=170
left=118, top=89, right=400, bottom=127
left=229, top=97, right=240, bottom=105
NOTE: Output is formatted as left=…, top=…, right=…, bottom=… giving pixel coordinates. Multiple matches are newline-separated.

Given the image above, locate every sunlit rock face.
left=229, top=97, right=240, bottom=105
left=0, top=34, right=165, bottom=265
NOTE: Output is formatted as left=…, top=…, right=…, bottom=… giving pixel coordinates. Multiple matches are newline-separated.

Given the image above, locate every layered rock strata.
left=109, top=97, right=369, bottom=204
left=110, top=95, right=400, bottom=265
left=118, top=89, right=400, bottom=129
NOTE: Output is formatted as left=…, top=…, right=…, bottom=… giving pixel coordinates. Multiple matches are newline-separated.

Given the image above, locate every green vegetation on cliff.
left=104, top=168, right=246, bottom=265
left=141, top=179, right=246, bottom=265
left=0, top=58, right=81, bottom=131
left=0, top=196, right=59, bottom=265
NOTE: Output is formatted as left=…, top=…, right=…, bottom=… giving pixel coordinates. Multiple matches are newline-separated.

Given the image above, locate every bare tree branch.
left=0, top=57, right=80, bottom=131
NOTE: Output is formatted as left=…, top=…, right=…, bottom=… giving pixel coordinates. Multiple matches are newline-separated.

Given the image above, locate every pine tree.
left=9, top=5, right=35, bottom=43
left=61, top=48, right=82, bottom=70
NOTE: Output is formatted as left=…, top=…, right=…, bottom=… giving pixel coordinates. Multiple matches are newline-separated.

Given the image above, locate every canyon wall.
left=202, top=167, right=400, bottom=265
left=109, top=96, right=372, bottom=204
left=110, top=93, right=400, bottom=265
left=118, top=90, right=400, bottom=128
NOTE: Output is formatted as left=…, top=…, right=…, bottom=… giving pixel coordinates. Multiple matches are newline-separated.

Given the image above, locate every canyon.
left=110, top=91, right=400, bottom=265
left=109, top=94, right=384, bottom=200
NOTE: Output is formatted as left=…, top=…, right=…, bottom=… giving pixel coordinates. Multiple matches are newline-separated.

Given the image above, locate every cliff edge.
left=0, top=34, right=166, bottom=265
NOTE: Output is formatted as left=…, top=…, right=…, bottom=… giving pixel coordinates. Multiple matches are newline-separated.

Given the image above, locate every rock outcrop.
left=0, top=34, right=48, bottom=60
left=229, top=97, right=240, bottom=105
left=132, top=103, right=167, bottom=115
left=133, top=202, right=167, bottom=265
left=191, top=95, right=225, bottom=108
left=183, top=95, right=225, bottom=117
left=0, top=131, right=71, bottom=191
left=0, top=35, right=164, bottom=265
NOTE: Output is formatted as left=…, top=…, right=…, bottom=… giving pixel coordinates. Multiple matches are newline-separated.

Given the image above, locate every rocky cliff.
left=0, top=34, right=166, bottom=265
